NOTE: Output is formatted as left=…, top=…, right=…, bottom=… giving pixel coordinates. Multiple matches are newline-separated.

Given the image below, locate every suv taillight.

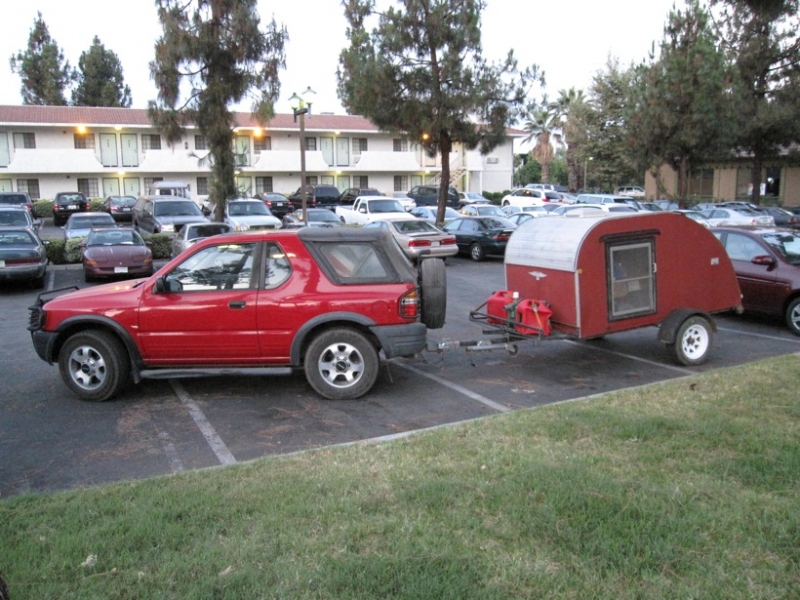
left=399, top=288, right=419, bottom=319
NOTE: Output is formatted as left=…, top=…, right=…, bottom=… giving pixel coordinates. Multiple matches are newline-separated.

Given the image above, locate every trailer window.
left=608, top=241, right=655, bottom=319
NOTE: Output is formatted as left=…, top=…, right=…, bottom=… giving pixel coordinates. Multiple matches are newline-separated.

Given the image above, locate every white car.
left=500, top=188, right=562, bottom=208
left=700, top=207, right=774, bottom=227
left=391, top=192, right=417, bottom=211
left=615, top=186, right=646, bottom=198
left=550, top=204, right=638, bottom=216
left=458, top=192, right=490, bottom=204
left=224, top=200, right=282, bottom=231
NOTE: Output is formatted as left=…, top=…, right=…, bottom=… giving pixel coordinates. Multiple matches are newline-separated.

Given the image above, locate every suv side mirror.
left=155, top=276, right=183, bottom=293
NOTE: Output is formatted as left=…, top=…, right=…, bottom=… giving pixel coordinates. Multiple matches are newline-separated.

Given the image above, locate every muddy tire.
left=305, top=328, right=379, bottom=400
left=419, top=258, right=447, bottom=329
left=58, top=330, right=130, bottom=402
left=670, top=316, right=712, bottom=366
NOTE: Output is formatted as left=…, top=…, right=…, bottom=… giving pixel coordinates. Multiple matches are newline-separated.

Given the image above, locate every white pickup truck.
left=335, top=196, right=410, bottom=225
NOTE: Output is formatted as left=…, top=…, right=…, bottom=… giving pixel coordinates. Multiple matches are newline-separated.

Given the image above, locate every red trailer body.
left=481, top=212, right=744, bottom=365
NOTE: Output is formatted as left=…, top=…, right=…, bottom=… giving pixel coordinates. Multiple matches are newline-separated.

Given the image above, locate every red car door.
left=721, top=231, right=783, bottom=316
left=137, top=241, right=261, bottom=364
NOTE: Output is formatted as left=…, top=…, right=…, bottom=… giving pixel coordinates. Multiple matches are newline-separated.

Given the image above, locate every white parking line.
left=170, top=380, right=237, bottom=465
left=717, top=326, right=800, bottom=344
left=394, top=362, right=512, bottom=413
left=562, top=340, right=697, bottom=375
left=157, top=431, right=185, bottom=473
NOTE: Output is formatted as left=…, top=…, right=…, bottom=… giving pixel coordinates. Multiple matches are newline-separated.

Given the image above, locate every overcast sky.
left=1, top=0, right=680, bottom=117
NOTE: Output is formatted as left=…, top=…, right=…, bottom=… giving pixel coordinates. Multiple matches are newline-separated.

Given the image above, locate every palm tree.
left=556, top=88, right=586, bottom=192
left=522, top=100, right=562, bottom=184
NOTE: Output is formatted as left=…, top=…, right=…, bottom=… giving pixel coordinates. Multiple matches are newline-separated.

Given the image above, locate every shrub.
left=33, top=199, right=53, bottom=219
left=64, top=237, right=87, bottom=263
left=42, top=239, right=67, bottom=265
left=483, top=191, right=508, bottom=203
left=142, top=233, right=172, bottom=259
left=89, top=198, right=105, bottom=211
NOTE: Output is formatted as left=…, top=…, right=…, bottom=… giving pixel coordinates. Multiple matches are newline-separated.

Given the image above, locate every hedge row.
left=43, top=233, right=172, bottom=265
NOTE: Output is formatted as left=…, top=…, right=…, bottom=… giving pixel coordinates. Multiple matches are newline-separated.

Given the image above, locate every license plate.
left=121, top=207, right=131, bottom=212
left=431, top=241, right=440, bottom=246
left=0, top=260, right=5, bottom=267
left=67, top=204, right=77, bottom=209
left=114, top=266, right=129, bottom=273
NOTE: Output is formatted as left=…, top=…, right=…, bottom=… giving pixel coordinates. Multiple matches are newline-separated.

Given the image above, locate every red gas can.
left=486, top=290, right=518, bottom=324
left=514, top=299, right=553, bottom=336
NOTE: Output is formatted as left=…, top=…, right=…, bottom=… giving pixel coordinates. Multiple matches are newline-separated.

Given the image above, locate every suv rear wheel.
left=305, top=328, right=379, bottom=400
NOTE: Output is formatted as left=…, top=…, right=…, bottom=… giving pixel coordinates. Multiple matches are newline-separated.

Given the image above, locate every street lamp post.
left=583, top=156, right=593, bottom=192
left=288, top=86, right=316, bottom=224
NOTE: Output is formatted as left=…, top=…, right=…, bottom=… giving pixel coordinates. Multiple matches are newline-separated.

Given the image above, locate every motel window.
left=74, top=133, right=96, bottom=149
left=142, top=134, right=162, bottom=151
left=77, top=178, right=99, bottom=197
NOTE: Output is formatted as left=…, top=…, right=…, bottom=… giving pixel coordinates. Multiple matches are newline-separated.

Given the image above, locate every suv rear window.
left=317, top=242, right=390, bottom=280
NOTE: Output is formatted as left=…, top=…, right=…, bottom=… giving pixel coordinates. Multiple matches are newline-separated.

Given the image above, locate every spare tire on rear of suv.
left=419, top=258, right=446, bottom=329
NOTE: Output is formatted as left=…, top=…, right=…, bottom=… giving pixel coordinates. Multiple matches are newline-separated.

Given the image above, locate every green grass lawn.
left=2, top=355, right=798, bottom=599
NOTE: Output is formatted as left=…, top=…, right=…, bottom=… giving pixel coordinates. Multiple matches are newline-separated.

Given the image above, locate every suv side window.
left=165, top=242, right=256, bottom=291
left=265, top=242, right=291, bottom=288
left=315, top=242, right=390, bottom=282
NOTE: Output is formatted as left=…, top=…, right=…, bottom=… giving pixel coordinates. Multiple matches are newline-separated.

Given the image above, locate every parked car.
left=614, top=186, right=646, bottom=198
left=282, top=208, right=343, bottom=229
left=712, top=226, right=800, bottom=335
left=391, top=192, right=417, bottom=211
left=28, top=227, right=447, bottom=402
left=576, top=194, right=641, bottom=209
left=524, top=183, right=555, bottom=191
left=0, top=192, right=34, bottom=213
left=407, top=185, right=459, bottom=207
left=500, top=188, right=561, bottom=207
left=0, top=226, right=48, bottom=287
left=81, top=228, right=154, bottom=282
left=672, top=209, right=711, bottom=228
left=442, top=216, right=517, bottom=261
left=254, top=192, right=293, bottom=218
left=288, top=184, right=342, bottom=210
left=501, top=205, right=552, bottom=218
left=52, top=191, right=90, bottom=226
left=133, top=196, right=208, bottom=235
left=639, top=202, right=664, bottom=212
left=225, top=200, right=282, bottom=231
left=756, top=206, right=799, bottom=229
left=409, top=206, right=460, bottom=223
left=364, top=218, right=458, bottom=262
left=340, top=187, right=381, bottom=206
left=700, top=207, right=774, bottom=227
left=63, top=212, right=117, bottom=241
left=506, top=212, right=538, bottom=226
left=458, top=192, right=490, bottom=205
left=550, top=204, right=638, bottom=216
left=0, top=206, right=42, bottom=232
left=459, top=204, right=506, bottom=217
left=101, top=195, right=138, bottom=223
left=170, top=222, right=232, bottom=258
left=655, top=199, right=680, bottom=211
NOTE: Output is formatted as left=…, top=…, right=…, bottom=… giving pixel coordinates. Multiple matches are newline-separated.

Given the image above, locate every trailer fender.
left=657, top=309, right=716, bottom=345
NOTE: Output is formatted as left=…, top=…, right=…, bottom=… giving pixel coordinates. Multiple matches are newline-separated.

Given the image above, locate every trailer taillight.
left=399, top=288, right=419, bottom=319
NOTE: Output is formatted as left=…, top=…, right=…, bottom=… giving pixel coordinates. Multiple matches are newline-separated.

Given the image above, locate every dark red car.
left=29, top=228, right=445, bottom=402
left=80, top=228, right=153, bottom=282
left=712, top=226, right=800, bottom=335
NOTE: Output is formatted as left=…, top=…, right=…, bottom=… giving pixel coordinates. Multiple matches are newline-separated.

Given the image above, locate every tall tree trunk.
left=436, top=134, right=452, bottom=224
left=678, top=156, right=689, bottom=207
left=751, top=150, right=764, bottom=205
left=566, top=145, right=578, bottom=192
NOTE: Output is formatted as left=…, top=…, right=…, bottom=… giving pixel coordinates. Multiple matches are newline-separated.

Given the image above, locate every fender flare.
left=657, top=308, right=716, bottom=345
left=290, top=312, right=378, bottom=365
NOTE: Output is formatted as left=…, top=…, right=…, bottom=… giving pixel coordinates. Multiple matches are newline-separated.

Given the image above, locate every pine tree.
left=148, top=0, right=287, bottom=218
left=72, top=36, right=132, bottom=107
left=338, top=0, right=541, bottom=223
left=8, top=12, right=74, bottom=105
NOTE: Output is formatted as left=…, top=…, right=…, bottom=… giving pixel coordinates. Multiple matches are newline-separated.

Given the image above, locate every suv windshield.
left=154, top=201, right=202, bottom=217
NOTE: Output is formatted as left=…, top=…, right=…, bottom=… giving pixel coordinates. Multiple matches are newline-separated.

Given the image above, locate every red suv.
left=29, top=228, right=446, bottom=402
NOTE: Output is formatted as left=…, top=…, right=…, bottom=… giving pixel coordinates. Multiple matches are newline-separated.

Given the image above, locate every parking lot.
left=2, top=226, right=800, bottom=497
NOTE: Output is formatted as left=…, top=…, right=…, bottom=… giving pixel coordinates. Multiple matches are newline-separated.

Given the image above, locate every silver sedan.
left=363, top=218, right=458, bottom=261
left=169, top=222, right=233, bottom=258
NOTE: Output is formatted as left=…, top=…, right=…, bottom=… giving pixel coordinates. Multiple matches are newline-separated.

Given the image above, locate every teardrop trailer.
left=456, top=211, right=744, bottom=365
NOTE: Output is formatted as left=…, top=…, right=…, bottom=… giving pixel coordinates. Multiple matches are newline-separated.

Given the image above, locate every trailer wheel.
left=671, top=316, right=712, bottom=366
left=419, top=258, right=446, bottom=329
left=469, top=243, right=485, bottom=262
left=785, top=297, right=800, bottom=336
left=305, top=328, right=379, bottom=400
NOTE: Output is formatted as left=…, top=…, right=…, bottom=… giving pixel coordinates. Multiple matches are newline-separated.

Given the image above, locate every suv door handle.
left=229, top=300, right=246, bottom=309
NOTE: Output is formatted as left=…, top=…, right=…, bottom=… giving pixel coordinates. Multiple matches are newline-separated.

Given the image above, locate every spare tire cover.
left=419, top=258, right=447, bottom=329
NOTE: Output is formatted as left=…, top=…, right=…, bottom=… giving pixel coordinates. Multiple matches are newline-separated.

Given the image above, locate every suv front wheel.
left=58, top=330, right=130, bottom=402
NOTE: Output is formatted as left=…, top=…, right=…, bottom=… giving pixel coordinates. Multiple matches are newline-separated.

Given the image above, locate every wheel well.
left=52, top=321, right=142, bottom=379
left=657, top=309, right=715, bottom=345
left=297, top=321, right=380, bottom=365
left=782, top=291, right=800, bottom=314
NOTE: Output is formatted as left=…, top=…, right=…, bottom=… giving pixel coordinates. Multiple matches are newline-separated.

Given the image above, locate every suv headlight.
left=234, top=223, right=249, bottom=232
left=161, top=224, right=175, bottom=232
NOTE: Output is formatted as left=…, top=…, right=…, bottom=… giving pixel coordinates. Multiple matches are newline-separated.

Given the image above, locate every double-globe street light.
left=288, top=86, right=316, bottom=225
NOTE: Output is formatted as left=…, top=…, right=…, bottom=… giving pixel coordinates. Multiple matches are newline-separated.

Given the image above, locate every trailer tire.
left=419, top=258, right=447, bottom=329
left=469, top=243, right=485, bottom=262
left=305, top=328, right=379, bottom=400
left=670, top=315, right=712, bottom=366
